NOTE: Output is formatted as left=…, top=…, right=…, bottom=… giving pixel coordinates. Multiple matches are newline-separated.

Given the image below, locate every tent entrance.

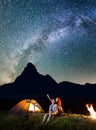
left=29, top=103, right=41, bottom=112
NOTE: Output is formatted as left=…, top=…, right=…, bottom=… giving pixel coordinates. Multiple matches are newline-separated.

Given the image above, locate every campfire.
left=86, top=103, right=96, bottom=119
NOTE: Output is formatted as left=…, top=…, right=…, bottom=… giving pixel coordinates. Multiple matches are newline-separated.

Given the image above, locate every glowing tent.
left=10, top=99, right=44, bottom=115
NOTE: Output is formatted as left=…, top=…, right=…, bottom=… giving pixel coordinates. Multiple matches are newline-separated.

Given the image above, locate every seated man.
left=42, top=98, right=58, bottom=124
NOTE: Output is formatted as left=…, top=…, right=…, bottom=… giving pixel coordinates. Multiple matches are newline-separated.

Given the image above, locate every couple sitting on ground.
left=42, top=94, right=64, bottom=124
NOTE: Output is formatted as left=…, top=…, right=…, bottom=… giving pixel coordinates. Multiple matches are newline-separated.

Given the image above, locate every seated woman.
left=55, top=97, right=64, bottom=114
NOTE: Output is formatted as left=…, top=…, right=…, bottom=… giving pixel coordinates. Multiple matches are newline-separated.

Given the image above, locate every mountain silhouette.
left=0, top=62, right=96, bottom=114
left=0, top=62, right=57, bottom=98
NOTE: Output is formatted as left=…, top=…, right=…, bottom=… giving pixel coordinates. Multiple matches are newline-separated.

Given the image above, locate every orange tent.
left=10, top=99, right=44, bottom=115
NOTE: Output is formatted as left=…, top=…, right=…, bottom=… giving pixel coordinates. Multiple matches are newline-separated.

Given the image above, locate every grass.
left=0, top=111, right=96, bottom=130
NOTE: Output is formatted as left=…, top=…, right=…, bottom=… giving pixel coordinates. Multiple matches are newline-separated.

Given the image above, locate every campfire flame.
left=86, top=104, right=96, bottom=119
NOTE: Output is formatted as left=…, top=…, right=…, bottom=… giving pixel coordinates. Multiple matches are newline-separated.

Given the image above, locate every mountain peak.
left=25, top=62, right=37, bottom=73
left=15, top=62, right=38, bottom=82
left=22, top=62, right=37, bottom=75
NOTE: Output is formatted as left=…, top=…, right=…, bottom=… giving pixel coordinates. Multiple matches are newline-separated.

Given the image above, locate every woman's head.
left=55, top=97, right=62, bottom=106
left=56, top=97, right=59, bottom=102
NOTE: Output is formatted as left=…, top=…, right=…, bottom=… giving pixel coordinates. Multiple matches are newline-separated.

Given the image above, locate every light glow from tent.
left=86, top=104, right=96, bottom=119
left=29, top=103, right=40, bottom=112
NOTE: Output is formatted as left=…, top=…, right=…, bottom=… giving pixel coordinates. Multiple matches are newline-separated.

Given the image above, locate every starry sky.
left=0, top=0, right=96, bottom=85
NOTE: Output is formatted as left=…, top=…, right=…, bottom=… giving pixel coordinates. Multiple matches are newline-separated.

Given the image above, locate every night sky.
left=0, top=0, right=96, bottom=85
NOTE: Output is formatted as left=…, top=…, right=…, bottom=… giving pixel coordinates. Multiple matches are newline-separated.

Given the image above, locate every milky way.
left=0, top=0, right=96, bottom=85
